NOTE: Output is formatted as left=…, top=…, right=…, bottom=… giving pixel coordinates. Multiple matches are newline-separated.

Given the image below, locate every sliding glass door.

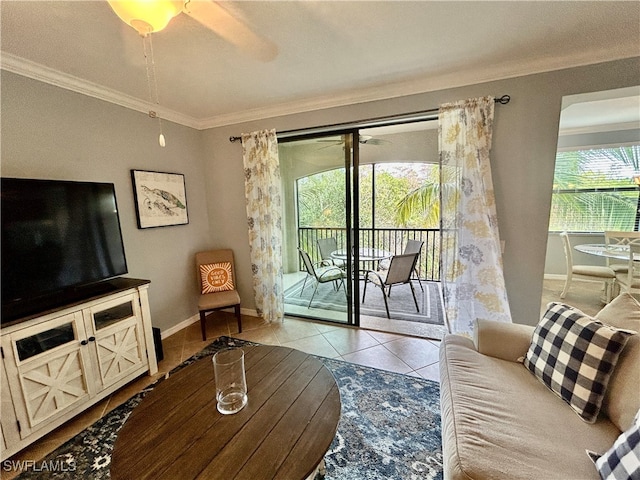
left=279, top=120, right=444, bottom=335
left=279, top=133, right=356, bottom=325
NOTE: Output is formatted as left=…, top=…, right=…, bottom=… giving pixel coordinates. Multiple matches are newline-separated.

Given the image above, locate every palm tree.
left=551, top=145, right=639, bottom=231
left=580, top=145, right=640, bottom=175
left=394, top=166, right=459, bottom=228
left=395, top=181, right=439, bottom=227
left=395, top=145, right=639, bottom=231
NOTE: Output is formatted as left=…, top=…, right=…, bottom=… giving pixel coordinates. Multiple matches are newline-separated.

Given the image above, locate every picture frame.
left=131, top=169, right=189, bottom=229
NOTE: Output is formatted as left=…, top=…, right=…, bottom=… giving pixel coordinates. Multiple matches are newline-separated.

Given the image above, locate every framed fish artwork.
left=131, top=170, right=189, bottom=228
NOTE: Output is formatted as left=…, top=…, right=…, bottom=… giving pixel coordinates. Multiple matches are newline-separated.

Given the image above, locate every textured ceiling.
left=1, top=1, right=639, bottom=129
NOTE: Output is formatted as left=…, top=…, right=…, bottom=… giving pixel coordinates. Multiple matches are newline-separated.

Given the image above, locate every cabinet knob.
left=89, top=336, right=96, bottom=342
left=80, top=340, right=88, bottom=346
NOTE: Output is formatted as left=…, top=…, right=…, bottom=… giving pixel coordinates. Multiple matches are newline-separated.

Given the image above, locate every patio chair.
left=378, top=239, right=424, bottom=291
left=317, top=237, right=345, bottom=268
left=615, top=243, right=640, bottom=297
left=559, top=232, right=615, bottom=303
left=195, top=249, right=242, bottom=340
left=362, top=252, right=420, bottom=318
left=298, top=248, right=346, bottom=308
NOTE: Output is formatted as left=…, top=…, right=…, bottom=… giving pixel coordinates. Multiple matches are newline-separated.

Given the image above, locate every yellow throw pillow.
left=200, top=262, right=234, bottom=294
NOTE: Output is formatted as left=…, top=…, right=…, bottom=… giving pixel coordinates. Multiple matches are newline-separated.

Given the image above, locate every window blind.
left=549, top=145, right=639, bottom=232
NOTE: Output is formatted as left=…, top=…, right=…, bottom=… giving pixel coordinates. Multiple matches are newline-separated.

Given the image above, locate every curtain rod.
left=229, top=94, right=510, bottom=143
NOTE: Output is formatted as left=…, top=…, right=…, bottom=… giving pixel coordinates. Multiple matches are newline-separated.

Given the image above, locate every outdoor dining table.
left=330, top=247, right=392, bottom=263
left=331, top=247, right=392, bottom=278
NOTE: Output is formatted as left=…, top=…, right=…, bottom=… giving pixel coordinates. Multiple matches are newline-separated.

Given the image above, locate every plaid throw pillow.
left=523, top=303, right=633, bottom=423
left=595, top=409, right=640, bottom=479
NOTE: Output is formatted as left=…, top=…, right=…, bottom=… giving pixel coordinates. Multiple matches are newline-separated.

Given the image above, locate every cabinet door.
left=2, top=312, right=92, bottom=438
left=86, top=294, right=147, bottom=390
left=0, top=361, right=12, bottom=457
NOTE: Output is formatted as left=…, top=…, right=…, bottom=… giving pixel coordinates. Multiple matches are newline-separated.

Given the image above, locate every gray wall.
left=202, top=57, right=639, bottom=327
left=2, top=57, right=639, bottom=331
left=1, top=71, right=212, bottom=332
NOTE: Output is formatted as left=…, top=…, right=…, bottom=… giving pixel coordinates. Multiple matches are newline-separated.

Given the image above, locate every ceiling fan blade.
left=183, top=0, right=278, bottom=62
left=365, top=138, right=392, bottom=145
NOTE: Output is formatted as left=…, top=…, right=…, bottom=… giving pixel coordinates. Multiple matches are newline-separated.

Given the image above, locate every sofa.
left=439, top=292, right=640, bottom=480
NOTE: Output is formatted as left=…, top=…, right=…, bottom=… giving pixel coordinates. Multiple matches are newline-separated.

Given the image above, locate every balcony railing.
left=298, top=227, right=441, bottom=281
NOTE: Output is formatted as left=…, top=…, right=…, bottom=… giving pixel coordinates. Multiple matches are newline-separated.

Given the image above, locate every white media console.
left=1, top=278, right=157, bottom=458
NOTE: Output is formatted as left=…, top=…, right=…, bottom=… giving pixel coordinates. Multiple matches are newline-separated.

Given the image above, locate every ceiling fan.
left=107, top=1, right=278, bottom=147
left=107, top=0, right=278, bottom=62
left=317, top=135, right=392, bottom=149
left=358, top=135, right=392, bottom=145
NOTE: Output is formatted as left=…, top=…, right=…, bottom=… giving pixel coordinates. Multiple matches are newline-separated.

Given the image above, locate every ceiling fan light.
left=107, top=0, right=183, bottom=36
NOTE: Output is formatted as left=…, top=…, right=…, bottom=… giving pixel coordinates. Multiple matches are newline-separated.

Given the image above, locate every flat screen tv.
left=2, top=178, right=128, bottom=322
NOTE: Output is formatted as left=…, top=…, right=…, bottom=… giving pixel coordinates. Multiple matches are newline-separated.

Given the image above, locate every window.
left=549, top=145, right=639, bottom=232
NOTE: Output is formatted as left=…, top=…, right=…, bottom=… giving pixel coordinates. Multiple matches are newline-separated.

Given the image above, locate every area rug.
left=14, top=337, right=443, bottom=480
left=285, top=277, right=445, bottom=325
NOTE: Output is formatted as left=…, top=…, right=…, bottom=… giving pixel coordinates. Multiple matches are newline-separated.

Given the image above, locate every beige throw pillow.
left=597, top=293, right=640, bottom=431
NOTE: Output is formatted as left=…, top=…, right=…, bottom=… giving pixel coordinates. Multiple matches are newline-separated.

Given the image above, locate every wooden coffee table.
left=111, top=345, right=341, bottom=480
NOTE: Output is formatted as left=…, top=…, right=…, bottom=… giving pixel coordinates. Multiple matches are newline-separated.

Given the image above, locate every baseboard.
left=160, top=307, right=259, bottom=339
left=544, top=273, right=607, bottom=284
left=161, top=314, right=199, bottom=339
left=544, top=274, right=566, bottom=281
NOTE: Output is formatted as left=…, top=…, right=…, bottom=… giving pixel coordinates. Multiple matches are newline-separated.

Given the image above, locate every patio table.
left=331, top=247, right=392, bottom=278
left=330, top=247, right=391, bottom=263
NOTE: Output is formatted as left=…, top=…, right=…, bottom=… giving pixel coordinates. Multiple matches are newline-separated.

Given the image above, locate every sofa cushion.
left=595, top=408, right=640, bottom=480
left=523, top=302, right=633, bottom=423
left=596, top=293, right=640, bottom=431
left=473, top=319, right=534, bottom=361
left=440, top=334, right=621, bottom=480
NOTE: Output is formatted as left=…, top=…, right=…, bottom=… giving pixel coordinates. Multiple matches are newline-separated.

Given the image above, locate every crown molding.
left=196, top=50, right=640, bottom=129
left=559, top=121, right=640, bottom=136
left=0, top=53, right=201, bottom=129
left=2, top=50, right=638, bottom=131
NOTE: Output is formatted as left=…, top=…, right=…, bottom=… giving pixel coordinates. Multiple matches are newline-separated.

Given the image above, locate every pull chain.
left=142, top=34, right=166, bottom=147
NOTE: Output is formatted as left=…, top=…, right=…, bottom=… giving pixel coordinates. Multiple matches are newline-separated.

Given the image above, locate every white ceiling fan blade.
left=183, top=0, right=278, bottom=62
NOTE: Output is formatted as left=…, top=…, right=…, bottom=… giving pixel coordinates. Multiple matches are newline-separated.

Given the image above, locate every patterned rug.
left=285, top=278, right=445, bottom=325
left=14, top=337, right=443, bottom=480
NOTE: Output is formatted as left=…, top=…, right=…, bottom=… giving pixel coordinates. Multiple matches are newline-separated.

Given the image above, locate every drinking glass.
left=212, top=348, right=247, bottom=414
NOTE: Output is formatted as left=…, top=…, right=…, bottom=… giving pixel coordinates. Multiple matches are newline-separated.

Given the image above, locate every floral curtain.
left=439, top=96, right=512, bottom=335
left=241, top=129, right=284, bottom=323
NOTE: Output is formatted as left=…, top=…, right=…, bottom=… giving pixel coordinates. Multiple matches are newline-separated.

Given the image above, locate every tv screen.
left=2, top=178, right=128, bottom=321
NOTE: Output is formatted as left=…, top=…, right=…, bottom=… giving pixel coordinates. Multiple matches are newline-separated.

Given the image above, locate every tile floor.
left=3, top=311, right=441, bottom=477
